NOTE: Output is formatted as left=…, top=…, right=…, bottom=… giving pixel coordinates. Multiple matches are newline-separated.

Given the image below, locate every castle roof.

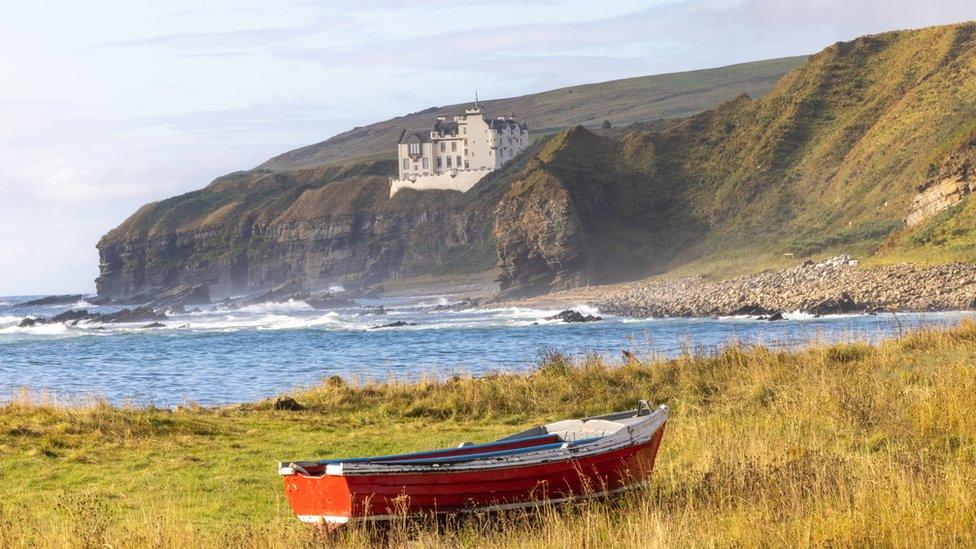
left=433, top=119, right=459, bottom=135
left=490, top=118, right=524, bottom=131
left=397, top=129, right=432, bottom=144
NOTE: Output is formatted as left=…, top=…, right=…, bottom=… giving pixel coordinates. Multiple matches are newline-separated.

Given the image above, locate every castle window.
left=409, top=142, right=420, bottom=155
left=456, top=155, right=461, bottom=167
left=446, top=156, right=453, bottom=168
left=451, top=142, right=457, bottom=152
left=440, top=142, right=446, bottom=152
left=402, top=158, right=409, bottom=170
left=465, top=160, right=469, bottom=169
left=422, top=157, right=428, bottom=169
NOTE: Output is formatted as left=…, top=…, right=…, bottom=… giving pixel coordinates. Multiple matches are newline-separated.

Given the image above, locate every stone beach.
left=504, top=256, right=976, bottom=318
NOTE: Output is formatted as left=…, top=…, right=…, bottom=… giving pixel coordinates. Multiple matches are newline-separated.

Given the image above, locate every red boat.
left=278, top=401, right=668, bottom=526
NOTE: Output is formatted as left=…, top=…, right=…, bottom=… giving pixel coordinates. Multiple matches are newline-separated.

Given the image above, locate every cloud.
left=16, top=159, right=148, bottom=204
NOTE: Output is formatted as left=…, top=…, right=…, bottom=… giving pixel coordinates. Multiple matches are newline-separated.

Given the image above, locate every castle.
left=389, top=105, right=529, bottom=197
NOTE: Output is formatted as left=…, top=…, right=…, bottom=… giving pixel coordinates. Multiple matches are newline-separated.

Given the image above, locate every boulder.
left=805, top=292, right=862, bottom=315
left=546, top=310, right=603, bottom=323
left=272, top=396, right=305, bottom=411
left=728, top=304, right=773, bottom=316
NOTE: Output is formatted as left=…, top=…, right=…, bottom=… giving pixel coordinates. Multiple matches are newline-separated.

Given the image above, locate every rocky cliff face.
left=96, top=161, right=498, bottom=301
left=493, top=23, right=976, bottom=296
left=494, top=167, right=589, bottom=297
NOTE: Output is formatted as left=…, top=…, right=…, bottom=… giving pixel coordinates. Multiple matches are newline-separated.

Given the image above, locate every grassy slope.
left=259, top=57, right=806, bottom=170
left=505, top=23, right=976, bottom=285
left=4, top=323, right=976, bottom=547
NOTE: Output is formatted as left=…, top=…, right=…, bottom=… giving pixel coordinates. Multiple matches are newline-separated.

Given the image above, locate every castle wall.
left=389, top=169, right=490, bottom=197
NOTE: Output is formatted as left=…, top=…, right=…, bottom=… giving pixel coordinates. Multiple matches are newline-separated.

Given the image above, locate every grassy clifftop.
left=101, top=160, right=398, bottom=242
left=259, top=57, right=806, bottom=170
left=3, top=322, right=976, bottom=546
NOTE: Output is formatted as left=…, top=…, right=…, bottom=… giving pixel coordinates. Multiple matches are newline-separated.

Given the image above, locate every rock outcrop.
left=905, top=137, right=976, bottom=226
left=96, top=161, right=502, bottom=302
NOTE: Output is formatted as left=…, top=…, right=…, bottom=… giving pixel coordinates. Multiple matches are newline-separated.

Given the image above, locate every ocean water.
left=0, top=294, right=971, bottom=407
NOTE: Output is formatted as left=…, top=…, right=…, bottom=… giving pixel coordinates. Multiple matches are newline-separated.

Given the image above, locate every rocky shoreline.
left=496, top=256, right=976, bottom=318
left=589, top=256, right=976, bottom=318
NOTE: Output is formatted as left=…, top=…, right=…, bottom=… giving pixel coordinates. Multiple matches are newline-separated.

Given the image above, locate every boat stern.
left=279, top=461, right=355, bottom=525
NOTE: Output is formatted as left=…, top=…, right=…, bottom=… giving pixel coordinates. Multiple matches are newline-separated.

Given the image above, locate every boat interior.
left=281, top=402, right=656, bottom=475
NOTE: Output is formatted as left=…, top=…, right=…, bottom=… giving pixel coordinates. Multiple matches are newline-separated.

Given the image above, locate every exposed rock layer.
left=96, top=161, right=501, bottom=301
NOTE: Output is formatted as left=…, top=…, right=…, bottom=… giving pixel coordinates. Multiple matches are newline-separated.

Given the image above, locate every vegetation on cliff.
left=496, top=22, right=976, bottom=293
left=4, top=322, right=976, bottom=546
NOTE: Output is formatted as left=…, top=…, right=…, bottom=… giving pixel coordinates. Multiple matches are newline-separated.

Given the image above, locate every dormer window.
left=409, top=142, right=421, bottom=155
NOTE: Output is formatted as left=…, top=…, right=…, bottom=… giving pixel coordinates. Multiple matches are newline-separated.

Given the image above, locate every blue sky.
left=2, top=0, right=975, bottom=295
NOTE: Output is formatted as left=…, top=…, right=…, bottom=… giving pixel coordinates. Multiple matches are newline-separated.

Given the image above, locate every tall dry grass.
left=3, top=322, right=976, bottom=547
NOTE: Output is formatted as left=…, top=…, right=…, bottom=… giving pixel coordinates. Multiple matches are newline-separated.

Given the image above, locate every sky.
left=2, top=0, right=976, bottom=296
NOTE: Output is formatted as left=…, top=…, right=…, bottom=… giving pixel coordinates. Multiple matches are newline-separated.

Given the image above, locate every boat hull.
left=282, top=422, right=666, bottom=524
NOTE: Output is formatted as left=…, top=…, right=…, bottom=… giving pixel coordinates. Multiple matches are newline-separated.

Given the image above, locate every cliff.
left=95, top=159, right=522, bottom=300
left=494, top=22, right=976, bottom=295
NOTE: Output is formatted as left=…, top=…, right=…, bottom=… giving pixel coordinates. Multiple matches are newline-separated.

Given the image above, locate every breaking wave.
left=236, top=299, right=314, bottom=314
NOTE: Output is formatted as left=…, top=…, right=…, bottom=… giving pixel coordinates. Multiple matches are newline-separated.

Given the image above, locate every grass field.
left=3, top=322, right=976, bottom=547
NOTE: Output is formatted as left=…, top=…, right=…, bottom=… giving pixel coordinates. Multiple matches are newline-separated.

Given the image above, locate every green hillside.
left=259, top=57, right=806, bottom=170
left=496, top=22, right=976, bottom=293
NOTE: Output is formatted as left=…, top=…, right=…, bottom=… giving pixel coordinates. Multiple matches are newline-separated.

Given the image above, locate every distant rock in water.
left=20, top=294, right=86, bottom=307
left=19, top=306, right=168, bottom=327
left=96, top=307, right=168, bottom=324
left=547, top=310, right=603, bottom=323
left=759, top=312, right=785, bottom=321
left=805, top=292, right=863, bottom=316
left=50, top=310, right=92, bottom=324
left=729, top=304, right=775, bottom=317
left=141, top=322, right=167, bottom=329
left=307, top=293, right=356, bottom=310
left=371, top=320, right=417, bottom=329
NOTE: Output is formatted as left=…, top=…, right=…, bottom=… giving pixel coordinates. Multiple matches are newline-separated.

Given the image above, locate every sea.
left=0, top=293, right=971, bottom=407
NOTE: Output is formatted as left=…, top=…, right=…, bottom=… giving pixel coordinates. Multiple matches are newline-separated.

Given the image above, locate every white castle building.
left=389, top=105, right=529, bottom=197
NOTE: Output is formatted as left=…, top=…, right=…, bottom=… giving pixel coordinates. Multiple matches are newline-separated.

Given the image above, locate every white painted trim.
left=325, top=463, right=344, bottom=476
